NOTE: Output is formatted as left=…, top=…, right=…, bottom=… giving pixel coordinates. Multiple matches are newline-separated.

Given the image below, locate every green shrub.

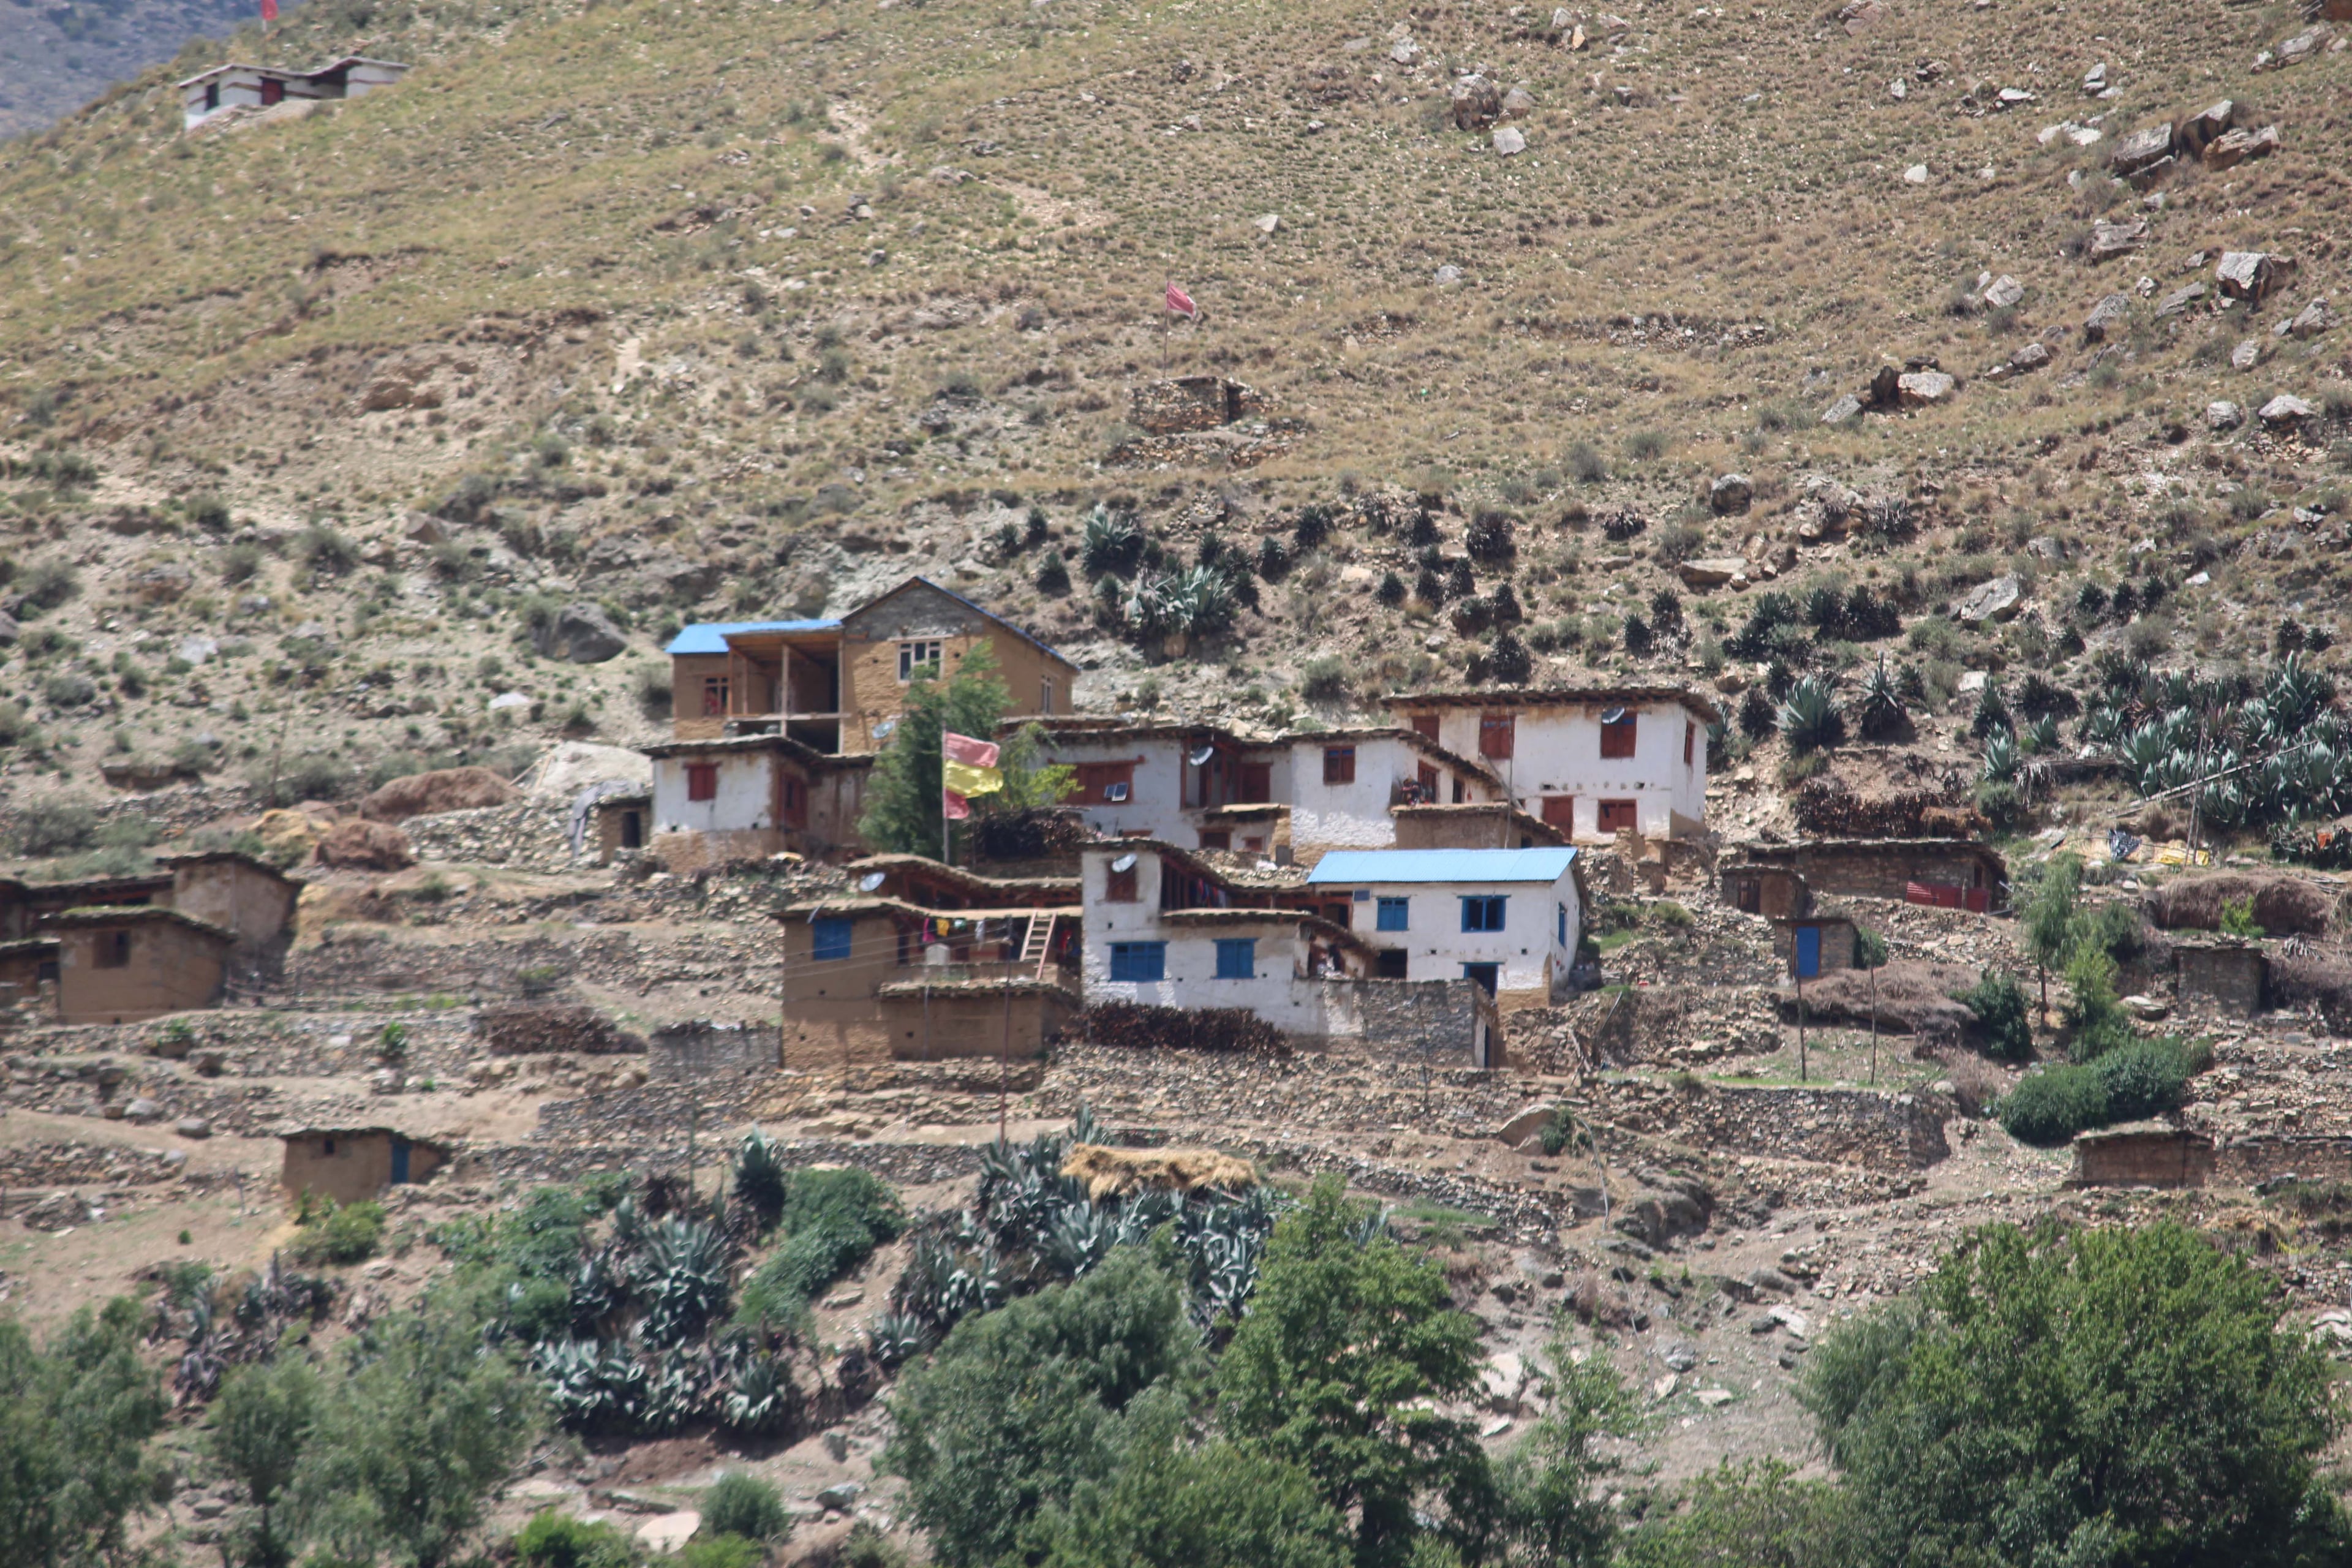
left=1997, top=1065, right=2108, bottom=1146
left=2219, top=895, right=2261, bottom=940
left=14, top=799, right=98, bottom=856
left=737, top=1169, right=905, bottom=1322
left=701, top=1472, right=791, bottom=1543
left=1960, top=970, right=2032, bottom=1061
left=514, top=1508, right=641, bottom=1568
left=1300, top=655, right=1351, bottom=704
left=2093, top=1039, right=2194, bottom=1122
left=1855, top=926, right=1889, bottom=970
left=2063, top=946, right=2135, bottom=1061
left=288, top=1197, right=387, bottom=1266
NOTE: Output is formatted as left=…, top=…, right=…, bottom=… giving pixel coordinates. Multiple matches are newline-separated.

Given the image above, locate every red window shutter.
left=1323, top=746, right=1356, bottom=785
left=1541, top=795, right=1576, bottom=828
left=686, top=763, right=717, bottom=802
left=1478, top=713, right=1515, bottom=759
left=1600, top=717, right=1637, bottom=759
left=1409, top=715, right=1440, bottom=742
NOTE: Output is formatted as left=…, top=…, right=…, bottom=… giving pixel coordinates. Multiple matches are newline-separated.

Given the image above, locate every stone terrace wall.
left=2215, top=1134, right=2352, bottom=1185
left=1034, top=1041, right=1534, bottom=1141
left=1583, top=1077, right=1951, bottom=1170
left=649, top=1021, right=781, bottom=1082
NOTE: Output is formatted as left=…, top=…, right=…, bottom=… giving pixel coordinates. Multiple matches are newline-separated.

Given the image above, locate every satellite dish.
left=858, top=872, right=888, bottom=892
left=1110, top=853, right=1139, bottom=873
left=1188, top=746, right=1217, bottom=767
left=1599, top=706, right=1627, bottom=724
left=873, top=717, right=897, bottom=740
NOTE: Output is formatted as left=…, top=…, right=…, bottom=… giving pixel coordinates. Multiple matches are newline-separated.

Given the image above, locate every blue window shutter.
left=1558, top=902, right=1567, bottom=946
left=1215, top=938, right=1255, bottom=979
left=1110, top=942, right=1167, bottom=982
left=1377, top=897, right=1410, bottom=932
left=812, top=918, right=853, bottom=960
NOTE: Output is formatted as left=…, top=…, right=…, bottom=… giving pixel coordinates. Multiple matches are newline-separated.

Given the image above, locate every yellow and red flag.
left=941, top=731, right=1001, bottom=820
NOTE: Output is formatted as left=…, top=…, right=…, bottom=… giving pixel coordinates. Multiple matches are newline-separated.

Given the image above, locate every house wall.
left=1078, top=849, right=1337, bottom=1034
left=669, top=653, right=736, bottom=740
left=595, top=801, right=650, bottom=864
left=2070, top=1131, right=2215, bottom=1188
left=1288, top=737, right=1474, bottom=863
left=877, top=988, right=1074, bottom=1061
left=1047, top=735, right=1197, bottom=841
left=1778, top=843, right=2003, bottom=902
left=1399, top=701, right=1707, bottom=839
left=2176, top=947, right=2267, bottom=1015
left=1332, top=875, right=1581, bottom=1009
left=1390, top=806, right=1556, bottom=853
left=1722, top=866, right=1807, bottom=919
left=169, top=860, right=296, bottom=960
left=280, top=1133, right=448, bottom=1206
left=838, top=586, right=1074, bottom=751
left=1322, top=976, right=1504, bottom=1067
left=56, top=922, right=229, bottom=1024
left=649, top=1022, right=780, bottom=1081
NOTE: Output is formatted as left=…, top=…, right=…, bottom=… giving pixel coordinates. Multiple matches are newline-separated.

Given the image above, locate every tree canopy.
left=856, top=641, right=1072, bottom=858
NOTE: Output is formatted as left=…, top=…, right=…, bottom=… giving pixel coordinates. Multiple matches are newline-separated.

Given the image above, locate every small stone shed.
left=1774, top=914, right=1857, bottom=978
left=1129, top=375, right=1272, bottom=435
left=2174, top=940, right=2267, bottom=1016
left=593, top=791, right=652, bottom=864
left=2068, top=1121, right=2214, bottom=1189
left=280, top=1126, right=451, bottom=1205
left=1722, top=862, right=1809, bottom=918
left=48, top=907, right=235, bottom=1025
left=1737, top=837, right=2006, bottom=908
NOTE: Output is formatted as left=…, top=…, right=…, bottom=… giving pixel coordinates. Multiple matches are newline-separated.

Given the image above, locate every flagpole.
left=1161, top=281, right=1169, bottom=372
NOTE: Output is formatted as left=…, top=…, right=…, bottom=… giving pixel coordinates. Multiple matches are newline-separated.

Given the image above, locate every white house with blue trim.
left=1305, top=847, right=1583, bottom=1011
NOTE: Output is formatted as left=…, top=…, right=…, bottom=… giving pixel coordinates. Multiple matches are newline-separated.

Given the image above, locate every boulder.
left=1501, top=85, right=1537, bottom=118
left=1902, top=164, right=1928, bottom=184
left=635, top=1514, right=699, bottom=1553
left=533, top=601, right=628, bottom=664
left=2271, top=26, right=2329, bottom=67
left=2232, top=337, right=2264, bottom=371
left=1981, top=274, right=2024, bottom=309
left=1450, top=74, right=1502, bottom=129
left=254, top=807, right=331, bottom=867
left=2012, top=342, right=2050, bottom=371
left=1837, top=0, right=1883, bottom=33
left=2216, top=251, right=2295, bottom=306
left=2155, top=282, right=2206, bottom=317
left=314, top=819, right=417, bottom=872
left=1496, top=1101, right=1565, bottom=1146
left=1819, top=394, right=1862, bottom=424
left=2287, top=298, right=2334, bottom=339
left=2206, top=400, right=2245, bottom=431
left=2109, top=124, right=2175, bottom=176
left=2174, top=99, right=2237, bottom=158
left=1957, top=575, right=2024, bottom=625
left=361, top=766, right=521, bottom=823
left=2258, top=394, right=2316, bottom=429
left=1252, top=212, right=1281, bottom=234
left=1390, top=37, right=1422, bottom=65
left=2088, top=221, right=2147, bottom=263
left=1708, top=473, right=1754, bottom=514
left=2082, top=61, right=2107, bottom=94
left=2202, top=123, right=2279, bottom=170
left=175, top=1117, right=211, bottom=1140
left=123, top=1097, right=165, bottom=1123
left=1679, top=557, right=1752, bottom=589
left=1896, top=369, right=1956, bottom=406
left=1492, top=126, right=1526, bottom=156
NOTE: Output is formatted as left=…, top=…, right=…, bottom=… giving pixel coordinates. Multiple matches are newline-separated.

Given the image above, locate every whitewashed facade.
left=1382, top=686, right=1716, bottom=840
left=178, top=57, right=410, bottom=131
left=1305, top=847, right=1583, bottom=1009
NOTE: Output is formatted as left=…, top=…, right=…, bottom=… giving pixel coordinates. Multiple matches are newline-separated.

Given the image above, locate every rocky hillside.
left=0, top=0, right=2348, bottom=831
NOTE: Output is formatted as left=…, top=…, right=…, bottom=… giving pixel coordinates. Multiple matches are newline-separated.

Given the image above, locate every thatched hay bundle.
left=1781, top=960, right=1981, bottom=1044
left=2144, top=873, right=2335, bottom=937
left=1061, top=1142, right=1257, bottom=1200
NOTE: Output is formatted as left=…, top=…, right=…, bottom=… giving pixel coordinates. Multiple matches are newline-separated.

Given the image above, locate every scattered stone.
left=2080, top=295, right=2131, bottom=343
left=1433, top=263, right=1463, bottom=285
left=1957, top=575, right=2024, bottom=625
left=1896, top=369, right=1956, bottom=406
left=2175, top=99, right=2238, bottom=157
left=1888, top=77, right=1907, bottom=100
left=635, top=1513, right=700, bottom=1553
left=2155, top=281, right=2206, bottom=317
left=1981, top=274, right=2024, bottom=310
left=2204, top=399, right=2244, bottom=429
left=489, top=690, right=532, bottom=712
left=175, top=1117, right=211, bottom=1140
left=2109, top=123, right=2175, bottom=176
left=1253, top=213, right=1282, bottom=235
left=1694, top=1387, right=1736, bottom=1407
left=2082, top=62, right=2106, bottom=93
left=1708, top=473, right=1754, bottom=514
left=2231, top=337, right=2264, bottom=371
left=2011, top=342, right=2050, bottom=371
left=1819, top=394, right=1863, bottom=424
left=1836, top=0, right=1883, bottom=34
left=1662, top=1341, right=1700, bottom=1372
left=2203, top=124, right=2280, bottom=170
left=2217, top=251, right=2296, bottom=306
left=24, top=1193, right=92, bottom=1232
left=1502, top=85, right=1537, bottom=118
left=123, top=1097, right=164, bottom=1123
left=2286, top=298, right=2333, bottom=339
left=1390, top=37, right=1422, bottom=65
left=1996, top=87, right=2034, bottom=110
left=2258, top=394, right=2316, bottom=429
left=1902, top=164, right=1928, bottom=184
left=1652, top=1370, right=1683, bottom=1397
left=1492, top=126, right=1526, bottom=156
left=2268, top=26, right=2330, bottom=69
left=1450, top=74, right=1502, bottom=129
left=1768, top=1304, right=1812, bottom=1338
left=532, top=601, right=628, bottom=664
left=2088, top=220, right=2147, bottom=262
left=815, top=1482, right=864, bottom=1513
left=1679, top=557, right=1752, bottom=589
left=821, top=1288, right=865, bottom=1310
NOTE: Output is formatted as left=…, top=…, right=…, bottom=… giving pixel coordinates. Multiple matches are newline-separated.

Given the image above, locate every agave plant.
left=1980, top=729, right=2021, bottom=785
left=717, top=1349, right=796, bottom=1435
left=731, top=1129, right=788, bottom=1236
left=627, top=1218, right=733, bottom=1348
left=534, top=1338, right=648, bottom=1433
left=1080, top=504, right=1144, bottom=576
left=1855, top=660, right=1905, bottom=741
left=2019, top=715, right=2060, bottom=755
left=1776, top=676, right=1845, bottom=755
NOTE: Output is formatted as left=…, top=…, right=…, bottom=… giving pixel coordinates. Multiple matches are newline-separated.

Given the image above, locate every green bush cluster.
left=737, top=1167, right=906, bottom=1325
left=1997, top=1038, right=2204, bottom=1146
left=287, top=1197, right=387, bottom=1266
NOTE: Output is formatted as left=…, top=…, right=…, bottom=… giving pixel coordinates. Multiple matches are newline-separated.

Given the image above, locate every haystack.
left=2145, top=873, right=2335, bottom=937
left=1782, top=960, right=1981, bottom=1043
left=1061, top=1143, right=1257, bottom=1200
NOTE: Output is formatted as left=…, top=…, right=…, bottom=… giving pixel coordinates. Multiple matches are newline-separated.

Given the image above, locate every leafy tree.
left=856, top=642, right=1073, bottom=858
left=1958, top=970, right=2031, bottom=1061
left=1494, top=1346, right=1638, bottom=1567
left=2062, top=943, right=2133, bottom=1061
left=1803, top=1220, right=2345, bottom=1568
left=2019, top=852, right=2081, bottom=1017
left=211, top=1354, right=320, bottom=1568
left=2221, top=894, right=2263, bottom=939
left=1216, top=1177, right=1489, bottom=1568
left=884, top=1246, right=1207, bottom=1567
left=1618, top=1460, right=1864, bottom=1568
left=0, top=1298, right=168, bottom=1568
left=288, top=1301, right=541, bottom=1568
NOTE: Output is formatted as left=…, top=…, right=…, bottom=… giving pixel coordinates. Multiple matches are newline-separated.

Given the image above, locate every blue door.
left=1795, top=926, right=1821, bottom=979
left=390, top=1136, right=410, bottom=1185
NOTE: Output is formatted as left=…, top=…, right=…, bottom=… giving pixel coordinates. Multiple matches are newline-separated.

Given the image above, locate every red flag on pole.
left=1165, top=282, right=1197, bottom=319
left=260, top=0, right=278, bottom=20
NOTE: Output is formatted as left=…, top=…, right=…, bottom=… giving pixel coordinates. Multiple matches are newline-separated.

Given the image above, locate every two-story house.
left=1302, top=847, right=1584, bottom=1011
left=1381, top=684, right=1718, bottom=840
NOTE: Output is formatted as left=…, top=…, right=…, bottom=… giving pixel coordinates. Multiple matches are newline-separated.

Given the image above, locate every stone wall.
left=399, top=800, right=581, bottom=870
left=2215, top=1134, right=2352, bottom=1185
left=1581, top=1076, right=1951, bottom=1170
left=1348, top=978, right=1496, bottom=1067
left=2177, top=946, right=2267, bottom=1016
left=1128, top=375, right=1270, bottom=435
left=2070, top=1127, right=2215, bottom=1188
left=1034, top=1041, right=1534, bottom=1141
left=650, top=1020, right=781, bottom=1082
left=476, top=1002, right=644, bottom=1055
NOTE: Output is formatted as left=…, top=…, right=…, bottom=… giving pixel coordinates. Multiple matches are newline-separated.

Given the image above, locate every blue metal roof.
left=664, top=619, right=839, bottom=655
left=1305, top=848, right=1578, bottom=885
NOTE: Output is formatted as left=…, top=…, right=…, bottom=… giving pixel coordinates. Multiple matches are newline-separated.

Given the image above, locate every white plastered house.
left=1381, top=685, right=1718, bottom=840
left=1303, top=847, right=1584, bottom=1011
left=178, top=56, right=410, bottom=131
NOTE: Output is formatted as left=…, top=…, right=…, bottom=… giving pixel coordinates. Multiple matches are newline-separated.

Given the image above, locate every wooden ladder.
left=1019, top=912, right=1058, bottom=978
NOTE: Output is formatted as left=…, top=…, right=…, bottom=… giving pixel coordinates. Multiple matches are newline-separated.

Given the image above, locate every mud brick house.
left=664, top=577, right=1076, bottom=750
left=1721, top=862, right=1810, bottom=919
left=591, top=790, right=651, bottom=864
left=279, top=1126, right=451, bottom=1205
left=1379, top=684, right=1718, bottom=841
left=775, top=862, right=1083, bottom=1072
left=1733, top=838, right=2007, bottom=910
left=2174, top=940, right=2268, bottom=1016
left=641, top=733, right=872, bottom=870
left=1034, top=719, right=1511, bottom=863
left=1305, top=848, right=1585, bottom=1011
left=0, top=851, right=298, bottom=1021
left=1774, top=914, right=1858, bottom=977
left=178, top=56, right=410, bottom=131
left=1078, top=840, right=1510, bottom=1063
left=2069, top=1122, right=2215, bottom=1189
left=49, top=907, right=235, bottom=1024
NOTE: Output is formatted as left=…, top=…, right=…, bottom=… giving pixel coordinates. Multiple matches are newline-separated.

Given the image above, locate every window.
left=1375, top=949, right=1409, bottom=979
left=1215, top=938, right=1256, bottom=979
left=1322, top=745, right=1356, bottom=785
left=94, top=930, right=131, bottom=968
left=1069, top=763, right=1136, bottom=804
left=321, top=1137, right=336, bottom=1156
left=1197, top=831, right=1231, bottom=851
left=1414, top=763, right=1439, bottom=801
left=1105, top=863, right=1139, bottom=902
left=620, top=810, right=643, bottom=849
left=811, top=918, right=853, bottom=960
left=1236, top=763, right=1272, bottom=802
left=702, top=676, right=729, bottom=717
left=204, top=82, right=219, bottom=110
left=259, top=77, right=284, bottom=106
left=899, top=639, right=944, bottom=681
left=1109, top=941, right=1166, bottom=982
left=1684, top=720, right=1697, bottom=767
left=1558, top=902, right=1569, bottom=946
left=1479, top=712, right=1516, bottom=759
left=1461, top=962, right=1500, bottom=996
left=1039, top=677, right=1055, bottom=714
left=1451, top=777, right=1466, bottom=804
left=1409, top=714, right=1440, bottom=742
left=1460, top=895, right=1507, bottom=932
left=1321, top=902, right=1352, bottom=928
left=1598, top=799, right=1637, bottom=833
left=1540, top=795, right=1575, bottom=829
left=1376, top=896, right=1411, bottom=932
left=1600, top=714, right=1638, bottom=758
left=685, top=763, right=718, bottom=802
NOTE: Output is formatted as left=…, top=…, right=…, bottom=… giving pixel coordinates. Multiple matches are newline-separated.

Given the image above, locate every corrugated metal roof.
left=664, top=619, right=840, bottom=655
left=1304, top=848, right=1578, bottom=884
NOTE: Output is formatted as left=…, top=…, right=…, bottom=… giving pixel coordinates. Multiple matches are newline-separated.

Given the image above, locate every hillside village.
left=4, top=0, right=2352, bottom=1561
